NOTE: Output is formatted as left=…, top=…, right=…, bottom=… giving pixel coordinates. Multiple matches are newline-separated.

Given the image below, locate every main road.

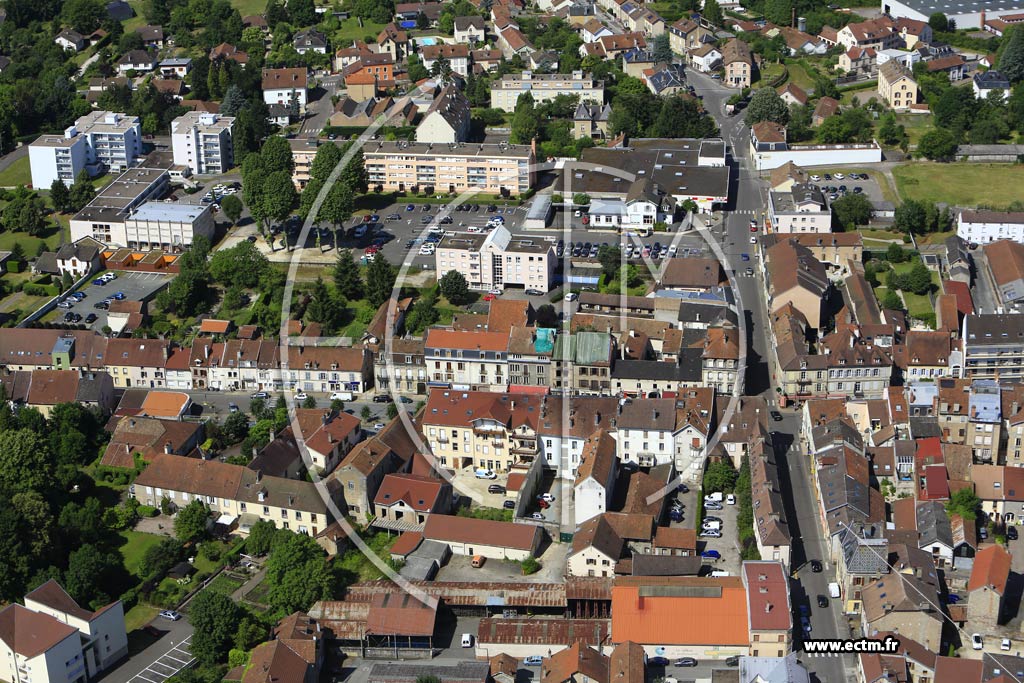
left=687, top=68, right=854, bottom=683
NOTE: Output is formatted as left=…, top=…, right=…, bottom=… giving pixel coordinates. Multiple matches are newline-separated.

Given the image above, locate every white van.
left=702, top=520, right=721, bottom=531
left=828, top=582, right=841, bottom=599
left=705, top=491, right=724, bottom=503
left=710, top=570, right=731, bottom=577
left=329, top=392, right=353, bottom=401
left=461, top=633, right=474, bottom=648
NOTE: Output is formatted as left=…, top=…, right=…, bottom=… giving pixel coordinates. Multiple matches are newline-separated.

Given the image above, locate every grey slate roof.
left=839, top=526, right=890, bottom=575
left=916, top=501, right=954, bottom=549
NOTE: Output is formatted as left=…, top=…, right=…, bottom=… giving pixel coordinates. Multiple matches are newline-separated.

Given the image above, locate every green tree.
left=63, top=0, right=106, bottom=32
left=928, top=12, right=948, bottom=32
left=763, top=0, right=792, bottom=26
left=260, top=135, right=295, bottom=174
left=597, top=244, right=622, bottom=280
left=886, top=243, right=909, bottom=263
left=946, top=487, right=980, bottom=521
left=905, top=261, right=933, bottom=295
left=439, top=270, right=470, bottom=304
left=317, top=182, right=354, bottom=232
left=704, top=460, right=738, bottom=493
left=139, top=537, right=185, bottom=579
left=220, top=85, right=247, bottom=117
left=173, top=499, right=210, bottom=544
left=1000, top=25, right=1024, bottom=84
left=341, top=148, right=367, bottom=194
left=188, top=591, right=240, bottom=665
left=831, top=193, right=872, bottom=229
left=9, top=242, right=25, bottom=267
left=894, top=199, right=928, bottom=234
left=510, top=92, right=538, bottom=145
left=407, top=54, right=429, bottom=82
left=250, top=170, right=297, bottom=234
left=65, top=544, right=121, bottom=607
left=816, top=115, right=851, bottom=143
left=0, top=429, right=50, bottom=495
left=917, top=128, right=958, bottom=160
left=881, top=289, right=903, bottom=311
left=652, top=32, right=672, bottom=62
left=69, top=171, right=96, bottom=212
left=263, top=531, right=336, bottom=613
left=360, top=405, right=373, bottom=422
left=220, top=194, right=243, bottom=225
left=304, top=277, right=344, bottom=333
left=365, top=252, right=396, bottom=308
left=536, top=304, right=558, bottom=328
left=209, top=241, right=269, bottom=288
left=703, top=0, right=722, bottom=26
left=309, top=142, right=343, bottom=184
left=404, top=290, right=440, bottom=334
left=333, top=249, right=364, bottom=300
left=49, top=179, right=71, bottom=214
left=745, top=87, right=789, bottom=126
left=246, top=520, right=280, bottom=555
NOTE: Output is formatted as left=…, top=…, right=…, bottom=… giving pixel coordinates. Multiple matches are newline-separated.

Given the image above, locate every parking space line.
left=135, top=672, right=163, bottom=682
left=164, top=654, right=189, bottom=665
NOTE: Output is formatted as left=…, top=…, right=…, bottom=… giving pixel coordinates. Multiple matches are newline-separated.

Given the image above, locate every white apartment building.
left=0, top=581, right=128, bottom=683
left=262, top=68, right=309, bottom=113
left=615, top=398, right=684, bottom=468
left=768, top=184, right=832, bottom=233
left=29, top=111, right=143, bottom=188
left=364, top=140, right=535, bottom=196
left=170, top=112, right=235, bottom=176
left=490, top=70, right=605, bottom=112
left=435, top=226, right=555, bottom=292
left=958, top=209, right=1024, bottom=244
left=69, top=165, right=170, bottom=247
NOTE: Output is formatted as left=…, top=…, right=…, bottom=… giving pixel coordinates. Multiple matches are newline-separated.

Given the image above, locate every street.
left=687, top=66, right=855, bottom=683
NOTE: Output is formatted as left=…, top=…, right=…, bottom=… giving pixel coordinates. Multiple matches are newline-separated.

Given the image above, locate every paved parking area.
left=696, top=496, right=742, bottom=576
left=805, top=169, right=886, bottom=206
left=127, top=636, right=194, bottom=683
left=434, top=542, right=566, bottom=583
left=58, top=271, right=171, bottom=331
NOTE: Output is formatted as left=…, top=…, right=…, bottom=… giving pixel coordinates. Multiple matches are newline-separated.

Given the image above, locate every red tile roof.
left=611, top=577, right=749, bottom=646
left=743, top=562, right=791, bottom=631
left=423, top=514, right=540, bottom=551
left=968, top=545, right=1011, bottom=594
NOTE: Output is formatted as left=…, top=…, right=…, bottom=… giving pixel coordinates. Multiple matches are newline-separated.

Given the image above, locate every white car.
left=833, top=172, right=845, bottom=180
left=529, top=512, right=545, bottom=520
left=419, top=246, right=435, bottom=256
left=294, top=391, right=309, bottom=401
left=972, top=633, right=983, bottom=650
left=564, top=292, right=578, bottom=302
left=488, top=287, right=502, bottom=295
left=810, top=174, right=821, bottom=182
left=467, top=226, right=482, bottom=233
left=474, top=469, right=497, bottom=479
left=538, top=493, right=555, bottom=503
left=329, top=392, right=352, bottom=401
left=750, top=236, right=757, bottom=244
left=373, top=422, right=386, bottom=430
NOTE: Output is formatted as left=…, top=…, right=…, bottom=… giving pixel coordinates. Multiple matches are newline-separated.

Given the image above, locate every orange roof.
left=199, top=318, right=231, bottom=334
left=611, top=578, right=749, bottom=645
left=425, top=328, right=510, bottom=352
left=140, top=391, right=190, bottom=418
left=968, top=545, right=1011, bottom=594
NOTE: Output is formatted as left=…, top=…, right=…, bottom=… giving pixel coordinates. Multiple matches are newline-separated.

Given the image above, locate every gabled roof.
left=968, top=544, right=1011, bottom=594
left=0, top=604, right=78, bottom=658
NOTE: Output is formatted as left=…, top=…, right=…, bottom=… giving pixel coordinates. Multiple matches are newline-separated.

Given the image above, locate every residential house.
left=116, top=50, right=156, bottom=75
left=963, top=313, right=1024, bottom=379
left=768, top=184, right=830, bottom=233
left=878, top=60, right=918, bottom=111
left=209, top=42, right=249, bottom=66
left=974, top=70, right=1010, bottom=101
left=375, top=24, right=409, bottom=61
left=813, top=97, right=841, bottom=127
left=329, top=422, right=417, bottom=517
left=777, top=83, right=808, bottom=106
left=420, top=44, right=471, bottom=77
left=669, top=17, right=715, bottom=55
left=329, top=96, right=417, bottom=128
left=373, top=337, right=426, bottom=396
left=573, top=103, right=612, bottom=140
left=765, top=239, right=830, bottom=329
left=721, top=39, right=754, bottom=88
left=925, top=54, right=967, bottom=81
left=568, top=514, right=624, bottom=577
left=540, top=643, right=609, bottom=682
left=751, top=439, right=792, bottom=567
left=262, top=68, right=309, bottom=114
left=415, top=85, right=471, bottom=143
left=573, top=429, right=618, bottom=527
left=966, top=544, right=1011, bottom=626
left=294, top=28, right=328, bottom=54
left=372, top=473, right=452, bottom=530
left=454, top=16, right=486, bottom=43
left=241, top=613, right=324, bottom=683
left=837, top=17, right=899, bottom=51
left=973, top=464, right=1024, bottom=522
left=916, top=501, right=954, bottom=568
left=837, top=46, right=877, bottom=76
left=860, top=573, right=942, bottom=651
left=895, top=17, right=933, bottom=48
left=742, top=562, right=793, bottom=657
left=688, top=43, right=723, bottom=72
left=55, top=29, right=85, bottom=51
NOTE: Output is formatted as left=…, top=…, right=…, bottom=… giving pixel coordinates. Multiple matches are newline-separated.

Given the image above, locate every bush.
left=138, top=505, right=160, bottom=517
left=521, top=557, right=541, bottom=575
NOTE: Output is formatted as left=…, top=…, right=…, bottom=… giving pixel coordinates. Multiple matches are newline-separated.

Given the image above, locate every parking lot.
left=805, top=169, right=886, bottom=207
left=433, top=542, right=566, bottom=583
left=696, top=493, right=742, bottom=576
left=54, top=271, right=172, bottom=332
left=125, top=635, right=194, bottom=683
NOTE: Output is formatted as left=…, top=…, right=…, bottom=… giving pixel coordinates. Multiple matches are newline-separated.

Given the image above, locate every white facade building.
left=170, top=112, right=235, bottom=176
left=958, top=209, right=1024, bottom=244
left=435, top=226, right=556, bottom=292
left=122, top=202, right=216, bottom=250
left=29, top=111, right=142, bottom=188
left=769, top=184, right=832, bottom=233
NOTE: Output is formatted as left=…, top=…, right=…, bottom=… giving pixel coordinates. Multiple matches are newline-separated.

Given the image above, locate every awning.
left=216, top=513, right=237, bottom=526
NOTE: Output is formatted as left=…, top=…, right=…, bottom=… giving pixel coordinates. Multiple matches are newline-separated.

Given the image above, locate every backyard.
left=118, top=530, right=167, bottom=579
left=893, top=163, right=1024, bottom=208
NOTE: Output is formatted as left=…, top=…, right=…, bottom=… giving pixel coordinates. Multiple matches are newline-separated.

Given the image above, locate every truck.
left=705, top=491, right=724, bottom=503
left=828, top=582, right=841, bottom=599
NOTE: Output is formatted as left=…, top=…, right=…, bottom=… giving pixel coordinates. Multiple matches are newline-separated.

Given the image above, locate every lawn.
left=0, top=225, right=65, bottom=254
left=903, top=291, right=934, bottom=323
left=893, top=114, right=934, bottom=147
left=859, top=228, right=904, bottom=242
left=0, top=156, right=31, bottom=188
left=118, top=530, right=167, bottom=579
left=754, top=62, right=786, bottom=87
left=333, top=18, right=387, bottom=44
left=124, top=604, right=158, bottom=633
left=893, top=163, right=1024, bottom=208
left=783, top=60, right=816, bottom=91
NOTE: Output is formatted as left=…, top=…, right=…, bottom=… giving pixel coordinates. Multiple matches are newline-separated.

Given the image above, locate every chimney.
left=269, top=430, right=275, bottom=442
left=252, top=445, right=258, bottom=457
left=322, top=411, right=329, bottom=425
left=255, top=470, right=262, bottom=481
left=204, top=345, right=210, bottom=359
left=164, top=441, right=172, bottom=454
left=328, top=432, right=335, bottom=444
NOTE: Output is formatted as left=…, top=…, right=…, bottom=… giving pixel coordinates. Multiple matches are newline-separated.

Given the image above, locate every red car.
left=364, top=246, right=380, bottom=256
left=537, top=499, right=550, bottom=509
left=483, top=293, right=496, bottom=301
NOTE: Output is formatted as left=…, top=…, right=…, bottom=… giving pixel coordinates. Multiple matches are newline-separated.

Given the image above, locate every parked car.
left=701, top=549, right=721, bottom=560
left=373, top=394, right=393, bottom=403
left=537, top=499, right=550, bottom=509
left=529, top=512, right=545, bottom=520
left=475, top=469, right=497, bottom=479
left=1009, top=526, right=1019, bottom=541
left=488, top=484, right=506, bottom=494
left=538, top=493, right=555, bottom=503
left=700, top=529, right=722, bottom=538
left=703, top=516, right=721, bottom=523
left=770, top=410, right=783, bottom=421
left=946, top=593, right=961, bottom=604
left=810, top=560, right=823, bottom=573
left=159, top=610, right=181, bottom=621
left=817, top=595, right=829, bottom=608
left=502, top=500, right=515, bottom=509
left=523, top=656, right=543, bottom=667
left=972, top=633, right=984, bottom=650
left=228, top=403, right=239, bottom=413
left=674, top=658, right=698, bottom=667
left=294, top=391, right=309, bottom=401
left=85, top=313, right=97, bottom=323
left=647, top=657, right=669, bottom=667
left=250, top=391, right=269, bottom=399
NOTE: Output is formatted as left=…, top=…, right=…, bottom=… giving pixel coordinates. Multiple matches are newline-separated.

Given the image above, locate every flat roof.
left=127, top=201, right=209, bottom=222
left=576, top=138, right=729, bottom=200
left=90, top=166, right=168, bottom=210
left=889, top=0, right=1024, bottom=14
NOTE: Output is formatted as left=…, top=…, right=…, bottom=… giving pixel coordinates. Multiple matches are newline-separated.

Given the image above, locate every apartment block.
left=364, top=140, right=534, bottom=197
left=964, top=313, right=1024, bottom=379
left=170, top=112, right=235, bottom=176
left=490, top=70, right=604, bottom=112
left=30, top=111, right=143, bottom=188
left=0, top=581, right=128, bottom=683
left=435, top=226, right=555, bottom=292
left=424, top=328, right=509, bottom=391
left=768, top=184, right=832, bottom=233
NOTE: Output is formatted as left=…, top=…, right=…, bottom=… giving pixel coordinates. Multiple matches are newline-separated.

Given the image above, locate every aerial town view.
left=7, top=0, right=1024, bottom=681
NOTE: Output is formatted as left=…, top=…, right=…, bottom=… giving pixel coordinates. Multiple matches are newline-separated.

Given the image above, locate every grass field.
left=893, top=114, right=935, bottom=147
left=0, top=225, right=64, bottom=254
left=902, top=291, right=934, bottom=322
left=784, top=61, right=815, bottom=91
left=893, top=163, right=1024, bottom=208
left=0, top=156, right=31, bottom=188
left=333, top=18, right=387, bottom=44
left=118, top=530, right=167, bottom=579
